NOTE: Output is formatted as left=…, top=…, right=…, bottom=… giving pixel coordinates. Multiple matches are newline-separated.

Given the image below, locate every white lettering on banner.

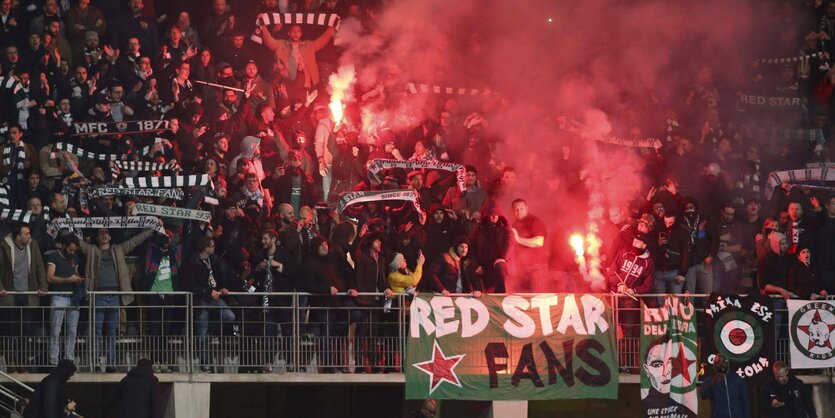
left=366, top=159, right=468, bottom=191
left=47, top=216, right=164, bottom=237
left=135, top=203, right=211, bottom=222
left=739, top=94, right=803, bottom=107
left=410, top=294, right=610, bottom=339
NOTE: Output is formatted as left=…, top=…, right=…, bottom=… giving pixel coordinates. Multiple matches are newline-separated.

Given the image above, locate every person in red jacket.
left=607, top=213, right=655, bottom=373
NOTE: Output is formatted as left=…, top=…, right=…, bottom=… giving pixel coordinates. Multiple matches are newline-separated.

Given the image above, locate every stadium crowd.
left=0, top=0, right=834, bottom=382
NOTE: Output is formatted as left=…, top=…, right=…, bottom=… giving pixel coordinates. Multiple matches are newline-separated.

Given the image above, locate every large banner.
left=702, top=294, right=774, bottom=383
left=640, top=296, right=698, bottom=418
left=405, top=294, right=618, bottom=400
left=788, top=299, right=835, bottom=369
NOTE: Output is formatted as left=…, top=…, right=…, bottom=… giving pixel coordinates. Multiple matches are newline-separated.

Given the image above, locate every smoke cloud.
left=333, top=0, right=768, bottom=291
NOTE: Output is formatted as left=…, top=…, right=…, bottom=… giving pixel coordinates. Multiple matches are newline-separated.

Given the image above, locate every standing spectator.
left=66, top=0, right=105, bottom=66
left=699, top=354, right=750, bottom=418
left=0, top=223, right=47, bottom=372
left=653, top=211, right=690, bottom=301
left=353, top=233, right=393, bottom=372
left=787, top=245, right=828, bottom=300
left=815, top=194, right=835, bottom=293
left=184, top=236, right=236, bottom=372
left=200, top=0, right=236, bottom=50
left=758, top=232, right=795, bottom=299
left=0, top=0, right=21, bottom=50
left=759, top=361, right=817, bottom=418
left=110, top=0, right=160, bottom=58
left=104, top=358, right=163, bottom=418
left=442, top=165, right=487, bottom=220
left=258, top=22, right=335, bottom=100
left=471, top=207, right=511, bottom=293
left=780, top=201, right=815, bottom=256
left=510, top=198, right=547, bottom=292
left=78, top=228, right=154, bottom=372
left=425, top=236, right=482, bottom=297
left=23, top=360, right=76, bottom=418
left=46, top=234, right=83, bottom=366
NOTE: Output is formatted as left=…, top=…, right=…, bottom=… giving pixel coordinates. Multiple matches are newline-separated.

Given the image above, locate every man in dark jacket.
left=24, top=359, right=76, bottom=418
left=759, top=361, right=817, bottom=418
left=700, top=354, right=750, bottom=418
left=471, top=207, right=511, bottom=293
left=425, top=236, right=483, bottom=296
left=352, top=232, right=393, bottom=372
left=653, top=211, right=690, bottom=304
left=104, top=358, right=162, bottom=418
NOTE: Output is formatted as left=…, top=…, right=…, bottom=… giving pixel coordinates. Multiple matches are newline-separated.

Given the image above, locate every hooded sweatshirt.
left=105, top=361, right=163, bottom=418
left=758, top=232, right=792, bottom=293
left=24, top=360, right=76, bottom=418
left=228, top=136, right=265, bottom=180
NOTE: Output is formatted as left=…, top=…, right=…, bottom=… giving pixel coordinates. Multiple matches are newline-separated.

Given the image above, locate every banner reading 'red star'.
left=405, top=294, right=618, bottom=400
left=640, top=296, right=698, bottom=418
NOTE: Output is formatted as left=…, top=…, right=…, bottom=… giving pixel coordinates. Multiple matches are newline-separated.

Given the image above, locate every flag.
left=640, top=296, right=698, bottom=418
left=405, top=294, right=618, bottom=400
left=787, top=299, right=835, bottom=369
left=702, top=294, right=774, bottom=383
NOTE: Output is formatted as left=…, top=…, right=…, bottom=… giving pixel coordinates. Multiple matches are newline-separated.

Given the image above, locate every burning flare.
left=328, top=65, right=356, bottom=131
left=570, top=234, right=585, bottom=257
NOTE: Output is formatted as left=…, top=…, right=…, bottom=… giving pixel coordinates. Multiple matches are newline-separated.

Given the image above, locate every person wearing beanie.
left=388, top=251, right=425, bottom=293
left=758, top=232, right=796, bottom=299
left=424, top=235, right=483, bottom=297
left=353, top=232, right=393, bottom=372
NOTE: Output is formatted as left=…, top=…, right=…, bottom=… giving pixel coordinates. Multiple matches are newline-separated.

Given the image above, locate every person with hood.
left=265, top=149, right=315, bottom=216
left=471, top=207, right=511, bottom=293
left=424, top=236, right=483, bottom=297
left=700, top=354, right=750, bottom=418
left=104, top=358, right=162, bottom=418
left=758, top=232, right=796, bottom=299
left=24, top=359, right=76, bottom=418
left=228, top=135, right=264, bottom=181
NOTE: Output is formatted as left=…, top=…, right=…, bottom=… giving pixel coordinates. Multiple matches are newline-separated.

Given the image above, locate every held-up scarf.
left=250, top=12, right=341, bottom=44
left=2, top=143, right=26, bottom=181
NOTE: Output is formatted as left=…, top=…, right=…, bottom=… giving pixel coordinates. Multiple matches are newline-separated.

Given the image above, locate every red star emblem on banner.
left=413, top=341, right=466, bottom=394
left=669, top=342, right=694, bottom=384
left=797, top=309, right=835, bottom=350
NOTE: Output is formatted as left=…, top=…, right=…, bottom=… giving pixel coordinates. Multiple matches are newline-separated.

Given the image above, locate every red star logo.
left=797, top=309, right=835, bottom=350
left=669, top=342, right=694, bottom=384
left=413, top=341, right=466, bottom=394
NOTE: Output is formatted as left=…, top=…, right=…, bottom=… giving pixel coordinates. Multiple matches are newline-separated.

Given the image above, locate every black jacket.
left=656, top=224, right=691, bottom=275
left=759, top=375, right=817, bottom=418
left=354, top=251, right=389, bottom=306
left=105, top=364, right=163, bottom=418
left=24, top=360, right=76, bottom=418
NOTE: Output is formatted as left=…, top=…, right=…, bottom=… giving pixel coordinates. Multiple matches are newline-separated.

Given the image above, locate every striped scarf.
left=250, top=12, right=341, bottom=44
left=123, top=174, right=211, bottom=189
left=2, top=143, right=26, bottom=181
left=54, top=142, right=126, bottom=161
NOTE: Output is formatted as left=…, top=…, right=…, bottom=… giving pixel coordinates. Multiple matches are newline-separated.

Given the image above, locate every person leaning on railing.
left=0, top=223, right=47, bottom=373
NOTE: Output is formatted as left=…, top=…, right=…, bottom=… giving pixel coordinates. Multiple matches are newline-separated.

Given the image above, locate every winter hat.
left=390, top=253, right=405, bottom=271
left=769, top=231, right=787, bottom=255
left=452, top=235, right=470, bottom=248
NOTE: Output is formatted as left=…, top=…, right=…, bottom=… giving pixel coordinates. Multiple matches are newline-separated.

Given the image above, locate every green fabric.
left=640, top=296, right=698, bottom=418
left=405, top=294, right=618, bottom=400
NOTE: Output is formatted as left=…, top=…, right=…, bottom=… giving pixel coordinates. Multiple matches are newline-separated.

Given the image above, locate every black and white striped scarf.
left=123, top=174, right=210, bottom=189
left=54, top=142, right=126, bottom=161
left=0, top=184, right=9, bottom=206
left=406, top=82, right=496, bottom=96
left=114, top=160, right=181, bottom=172
left=250, top=12, right=341, bottom=44
left=2, top=142, right=26, bottom=180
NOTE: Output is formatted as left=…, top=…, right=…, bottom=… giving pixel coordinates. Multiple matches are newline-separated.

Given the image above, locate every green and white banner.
left=788, top=300, right=835, bottom=369
left=405, top=294, right=618, bottom=400
left=640, top=296, right=698, bottom=418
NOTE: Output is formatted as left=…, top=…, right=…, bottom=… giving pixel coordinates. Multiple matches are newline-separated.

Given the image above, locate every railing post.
left=186, top=292, right=193, bottom=375
left=292, top=293, right=299, bottom=372
left=88, top=292, right=96, bottom=372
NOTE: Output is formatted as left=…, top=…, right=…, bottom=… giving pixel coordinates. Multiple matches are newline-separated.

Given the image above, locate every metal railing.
left=0, top=291, right=829, bottom=376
